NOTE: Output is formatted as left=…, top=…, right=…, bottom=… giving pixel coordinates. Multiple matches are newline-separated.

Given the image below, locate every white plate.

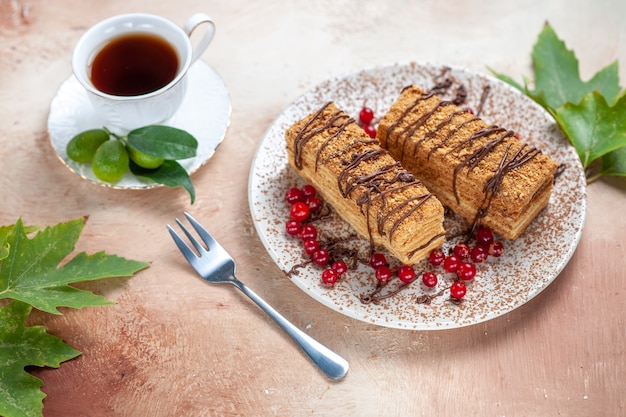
left=249, top=62, right=586, bottom=330
left=48, top=60, right=231, bottom=189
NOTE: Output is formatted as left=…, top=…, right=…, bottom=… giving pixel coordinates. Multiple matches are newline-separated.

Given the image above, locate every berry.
left=285, top=187, right=304, bottom=204
left=305, top=196, right=322, bottom=213
left=457, top=262, right=476, bottom=281
left=359, top=107, right=375, bottom=125
left=66, top=129, right=110, bottom=163
left=369, top=253, right=387, bottom=269
left=421, top=271, right=438, bottom=288
left=476, top=227, right=494, bottom=246
left=450, top=281, right=467, bottom=299
left=470, top=245, right=488, bottom=263
left=301, top=184, right=317, bottom=198
left=331, top=260, right=348, bottom=276
left=375, top=266, right=392, bottom=282
left=363, top=124, right=377, bottom=138
left=303, top=239, right=319, bottom=255
left=443, top=255, right=461, bottom=273
left=488, top=240, right=504, bottom=257
left=321, top=268, right=338, bottom=286
left=300, top=224, right=318, bottom=241
left=397, top=265, right=416, bottom=283
left=453, top=242, right=471, bottom=259
left=127, top=145, right=165, bottom=169
left=290, top=202, right=310, bottom=221
left=464, top=107, right=475, bottom=115
left=429, top=249, right=445, bottom=266
left=312, top=248, right=330, bottom=266
left=92, top=140, right=129, bottom=183
left=285, top=220, right=301, bottom=236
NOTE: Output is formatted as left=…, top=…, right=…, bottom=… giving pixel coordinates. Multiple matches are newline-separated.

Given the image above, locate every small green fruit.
left=66, top=129, right=110, bottom=162
left=92, top=140, right=129, bottom=182
left=127, top=145, right=165, bottom=169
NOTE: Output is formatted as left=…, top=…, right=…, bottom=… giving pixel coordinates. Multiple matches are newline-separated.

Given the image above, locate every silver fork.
left=167, top=212, right=349, bottom=380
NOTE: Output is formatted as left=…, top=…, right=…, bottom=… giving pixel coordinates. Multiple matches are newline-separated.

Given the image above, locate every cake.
left=378, top=85, right=560, bottom=240
left=285, top=101, right=446, bottom=264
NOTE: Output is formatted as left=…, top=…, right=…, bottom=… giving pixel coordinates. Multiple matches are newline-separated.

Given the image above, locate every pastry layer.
left=378, top=86, right=559, bottom=240
left=285, top=102, right=446, bottom=264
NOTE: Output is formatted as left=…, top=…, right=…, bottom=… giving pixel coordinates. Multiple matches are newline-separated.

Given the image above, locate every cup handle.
left=183, top=13, right=215, bottom=64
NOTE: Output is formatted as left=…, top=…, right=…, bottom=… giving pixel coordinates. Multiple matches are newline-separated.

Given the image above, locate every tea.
left=90, top=33, right=179, bottom=96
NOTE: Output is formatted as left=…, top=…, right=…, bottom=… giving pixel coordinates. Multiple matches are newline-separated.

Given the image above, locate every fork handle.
left=231, top=279, right=349, bottom=380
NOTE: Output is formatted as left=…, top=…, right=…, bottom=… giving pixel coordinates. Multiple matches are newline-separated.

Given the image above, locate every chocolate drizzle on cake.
left=384, top=89, right=544, bottom=234
left=290, top=101, right=443, bottom=260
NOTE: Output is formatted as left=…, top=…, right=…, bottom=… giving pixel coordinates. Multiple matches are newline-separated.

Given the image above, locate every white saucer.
left=47, top=60, right=231, bottom=189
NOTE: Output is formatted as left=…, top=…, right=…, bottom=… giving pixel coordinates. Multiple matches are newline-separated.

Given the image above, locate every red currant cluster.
left=426, top=227, right=504, bottom=300
left=358, top=106, right=377, bottom=138
left=368, top=253, right=416, bottom=284
left=285, top=185, right=349, bottom=286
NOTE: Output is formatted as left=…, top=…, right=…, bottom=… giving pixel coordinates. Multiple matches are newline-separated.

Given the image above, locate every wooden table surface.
left=2, top=0, right=625, bottom=416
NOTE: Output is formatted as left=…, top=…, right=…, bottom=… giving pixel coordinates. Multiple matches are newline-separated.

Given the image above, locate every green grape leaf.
left=127, top=125, right=198, bottom=160
left=553, top=91, right=626, bottom=167
left=530, top=23, right=622, bottom=109
left=600, top=145, right=626, bottom=176
left=1, top=225, right=39, bottom=261
left=0, top=218, right=149, bottom=315
left=130, top=159, right=196, bottom=204
left=491, top=22, right=626, bottom=179
left=0, top=301, right=81, bottom=417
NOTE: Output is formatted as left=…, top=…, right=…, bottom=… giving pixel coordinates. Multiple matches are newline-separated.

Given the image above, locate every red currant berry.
left=457, top=262, right=476, bottom=281
left=470, top=245, right=488, bottom=263
left=422, top=271, right=438, bottom=288
left=300, top=224, right=317, bottom=241
left=312, top=248, right=330, bottom=266
left=290, top=202, right=310, bottom=221
left=331, top=260, right=348, bottom=276
left=359, top=107, right=375, bottom=125
left=285, top=220, right=301, bottom=236
left=464, top=107, right=474, bottom=114
left=303, top=239, right=319, bottom=255
left=369, top=253, right=387, bottom=269
left=285, top=187, right=304, bottom=204
left=301, top=184, right=317, bottom=198
left=375, top=265, right=392, bottom=282
left=397, top=265, right=416, bottom=283
left=305, top=196, right=322, bottom=213
left=443, top=255, right=461, bottom=273
left=453, top=242, right=471, bottom=259
left=476, top=227, right=494, bottom=246
left=321, top=268, right=338, bottom=286
left=450, top=281, right=467, bottom=299
left=488, top=240, right=504, bottom=257
left=363, top=124, right=377, bottom=138
left=429, top=249, right=445, bottom=266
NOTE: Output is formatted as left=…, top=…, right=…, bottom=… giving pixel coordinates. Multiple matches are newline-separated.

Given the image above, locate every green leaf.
left=130, top=160, right=196, bottom=204
left=553, top=91, right=626, bottom=167
left=127, top=125, right=198, bottom=160
left=600, top=145, right=626, bottom=176
left=1, top=225, right=39, bottom=261
left=531, top=23, right=622, bottom=109
left=0, top=301, right=80, bottom=417
left=0, top=218, right=149, bottom=315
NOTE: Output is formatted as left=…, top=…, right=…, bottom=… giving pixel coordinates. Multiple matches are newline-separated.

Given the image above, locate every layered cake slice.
left=378, top=85, right=560, bottom=240
left=285, top=102, right=446, bottom=264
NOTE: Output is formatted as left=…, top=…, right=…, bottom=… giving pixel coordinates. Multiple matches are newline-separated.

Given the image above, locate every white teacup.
left=72, top=13, right=215, bottom=131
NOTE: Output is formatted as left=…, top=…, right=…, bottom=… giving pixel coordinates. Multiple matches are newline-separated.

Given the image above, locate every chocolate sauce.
left=475, top=85, right=491, bottom=117
left=386, top=88, right=542, bottom=234
left=291, top=102, right=437, bottom=260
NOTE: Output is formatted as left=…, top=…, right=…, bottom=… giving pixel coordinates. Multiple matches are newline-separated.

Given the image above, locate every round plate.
left=48, top=60, right=231, bottom=189
left=248, top=62, right=586, bottom=330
